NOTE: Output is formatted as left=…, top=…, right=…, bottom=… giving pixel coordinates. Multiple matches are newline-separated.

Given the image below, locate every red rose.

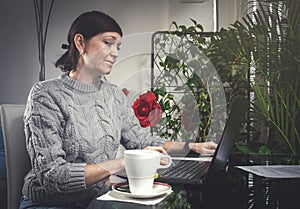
left=132, top=91, right=162, bottom=127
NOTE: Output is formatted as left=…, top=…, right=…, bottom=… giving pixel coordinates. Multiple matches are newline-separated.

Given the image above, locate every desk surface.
left=88, top=154, right=300, bottom=209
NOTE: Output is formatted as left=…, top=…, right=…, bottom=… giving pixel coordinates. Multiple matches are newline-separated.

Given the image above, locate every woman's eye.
left=104, top=41, right=121, bottom=50
left=104, top=41, right=114, bottom=46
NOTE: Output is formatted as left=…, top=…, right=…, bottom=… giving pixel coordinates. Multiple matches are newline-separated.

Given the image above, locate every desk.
left=88, top=154, right=300, bottom=209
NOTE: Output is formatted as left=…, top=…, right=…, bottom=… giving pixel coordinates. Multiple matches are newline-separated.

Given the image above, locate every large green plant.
left=233, top=0, right=300, bottom=155
left=152, top=0, right=300, bottom=155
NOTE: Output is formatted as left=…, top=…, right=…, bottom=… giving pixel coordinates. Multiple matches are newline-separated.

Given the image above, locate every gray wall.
left=0, top=0, right=215, bottom=104
left=0, top=0, right=38, bottom=104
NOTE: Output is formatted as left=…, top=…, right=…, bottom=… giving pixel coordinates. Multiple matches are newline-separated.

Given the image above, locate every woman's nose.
left=111, top=45, right=119, bottom=57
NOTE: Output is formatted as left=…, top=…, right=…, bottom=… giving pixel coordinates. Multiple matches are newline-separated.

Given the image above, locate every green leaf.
left=258, top=145, right=271, bottom=155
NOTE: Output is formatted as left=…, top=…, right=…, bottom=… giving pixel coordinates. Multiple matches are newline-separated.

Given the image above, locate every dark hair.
left=55, top=11, right=123, bottom=72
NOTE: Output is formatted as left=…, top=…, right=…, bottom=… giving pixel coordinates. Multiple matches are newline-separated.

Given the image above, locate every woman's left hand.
left=190, top=141, right=217, bottom=154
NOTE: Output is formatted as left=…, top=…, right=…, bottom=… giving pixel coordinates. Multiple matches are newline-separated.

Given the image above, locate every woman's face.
left=82, top=32, right=122, bottom=76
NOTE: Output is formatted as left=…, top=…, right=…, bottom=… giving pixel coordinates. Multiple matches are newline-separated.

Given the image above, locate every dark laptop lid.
left=205, top=96, right=248, bottom=181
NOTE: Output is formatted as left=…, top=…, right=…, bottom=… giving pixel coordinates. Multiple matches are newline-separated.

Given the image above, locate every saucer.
left=112, top=182, right=172, bottom=198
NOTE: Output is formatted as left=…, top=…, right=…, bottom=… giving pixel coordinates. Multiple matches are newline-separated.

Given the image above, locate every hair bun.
left=61, top=44, right=70, bottom=50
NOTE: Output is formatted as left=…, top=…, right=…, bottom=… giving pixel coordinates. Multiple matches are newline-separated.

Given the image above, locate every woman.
left=19, top=11, right=217, bottom=209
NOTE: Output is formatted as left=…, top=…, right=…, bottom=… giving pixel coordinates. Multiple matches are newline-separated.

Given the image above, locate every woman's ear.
left=74, top=34, right=85, bottom=55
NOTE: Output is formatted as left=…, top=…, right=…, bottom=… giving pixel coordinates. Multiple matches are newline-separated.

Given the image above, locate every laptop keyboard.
left=159, top=160, right=210, bottom=180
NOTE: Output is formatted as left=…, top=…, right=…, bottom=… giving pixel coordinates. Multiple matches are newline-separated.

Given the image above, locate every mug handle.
left=157, top=154, right=172, bottom=169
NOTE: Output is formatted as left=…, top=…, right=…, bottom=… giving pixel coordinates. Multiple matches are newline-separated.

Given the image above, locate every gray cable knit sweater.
left=22, top=73, right=164, bottom=207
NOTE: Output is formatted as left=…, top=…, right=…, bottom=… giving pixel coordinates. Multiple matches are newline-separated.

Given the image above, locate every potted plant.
left=151, top=29, right=227, bottom=144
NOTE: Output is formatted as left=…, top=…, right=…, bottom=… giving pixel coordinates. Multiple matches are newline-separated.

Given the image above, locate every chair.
left=0, top=104, right=30, bottom=209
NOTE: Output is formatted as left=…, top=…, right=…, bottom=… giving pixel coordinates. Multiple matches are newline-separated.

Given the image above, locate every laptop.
left=156, top=96, right=249, bottom=185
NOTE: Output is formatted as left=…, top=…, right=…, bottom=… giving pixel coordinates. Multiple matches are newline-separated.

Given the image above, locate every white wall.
left=169, top=0, right=214, bottom=31
left=0, top=0, right=215, bottom=104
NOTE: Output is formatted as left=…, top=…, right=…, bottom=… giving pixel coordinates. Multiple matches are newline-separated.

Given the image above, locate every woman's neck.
left=69, top=68, right=99, bottom=84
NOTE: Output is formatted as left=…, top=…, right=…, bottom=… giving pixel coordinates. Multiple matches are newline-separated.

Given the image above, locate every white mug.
left=124, top=149, right=172, bottom=194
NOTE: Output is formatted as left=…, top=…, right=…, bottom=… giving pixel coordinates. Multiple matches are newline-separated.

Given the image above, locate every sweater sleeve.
left=24, top=82, right=86, bottom=193
left=115, top=88, right=165, bottom=149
